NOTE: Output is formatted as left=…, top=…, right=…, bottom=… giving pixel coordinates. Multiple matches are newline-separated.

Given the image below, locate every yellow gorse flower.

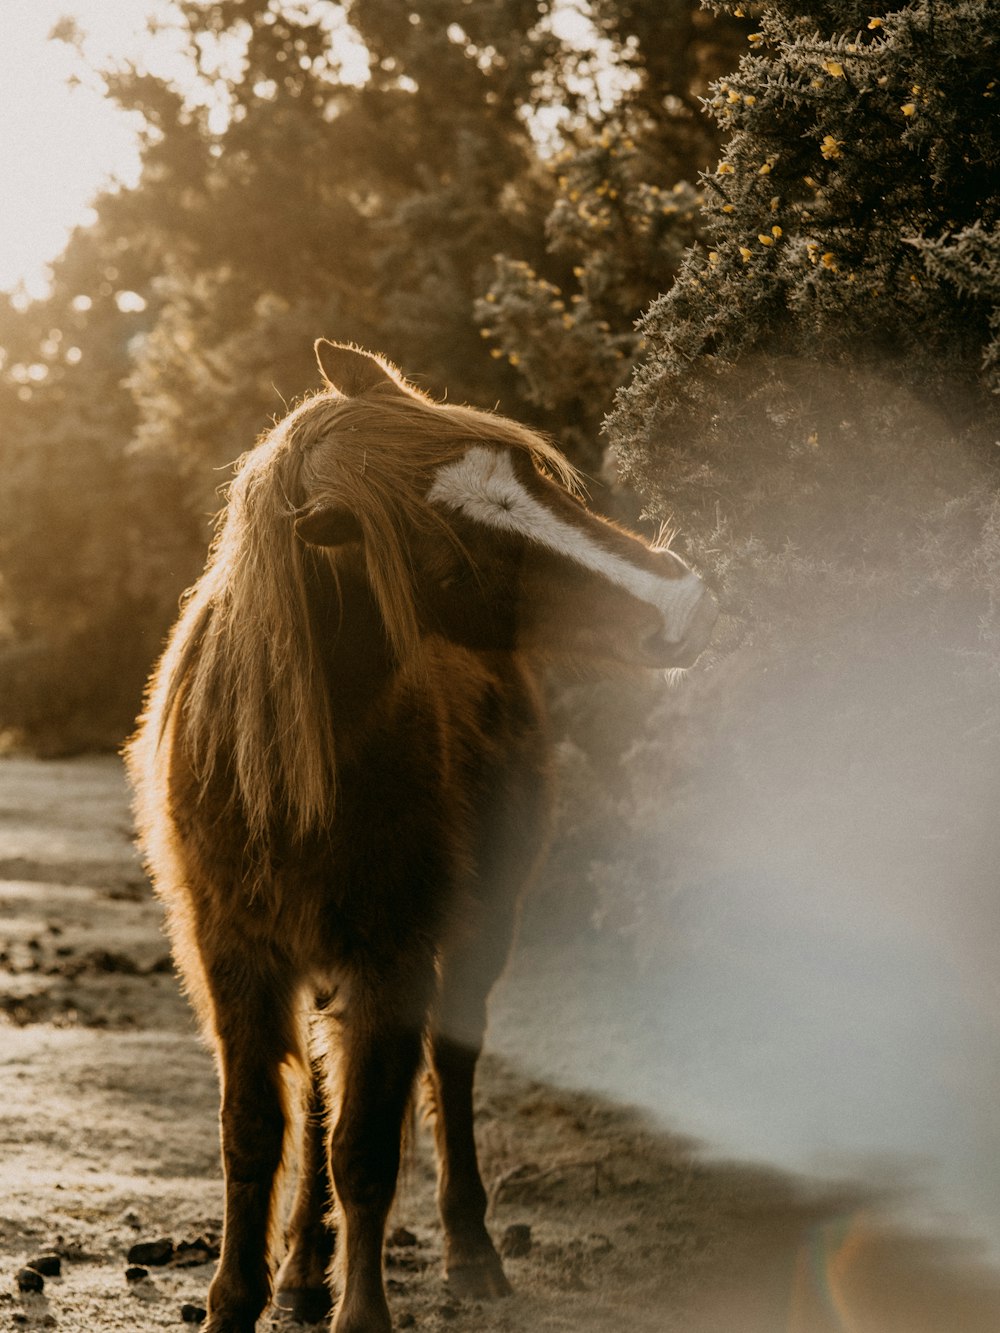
left=824, top=60, right=845, bottom=77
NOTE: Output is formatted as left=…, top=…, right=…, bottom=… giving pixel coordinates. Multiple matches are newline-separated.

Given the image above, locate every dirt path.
left=2, top=756, right=1000, bottom=1332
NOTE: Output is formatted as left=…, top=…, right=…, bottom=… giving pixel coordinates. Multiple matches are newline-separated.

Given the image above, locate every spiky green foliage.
left=586, top=0, right=1000, bottom=948
left=613, top=0, right=1000, bottom=506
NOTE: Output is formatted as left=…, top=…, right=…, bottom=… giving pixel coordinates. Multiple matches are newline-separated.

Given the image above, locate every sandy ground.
left=3, top=756, right=1000, bottom=1333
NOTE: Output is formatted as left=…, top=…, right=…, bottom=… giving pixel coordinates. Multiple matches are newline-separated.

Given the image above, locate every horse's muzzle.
left=642, top=586, right=718, bottom=669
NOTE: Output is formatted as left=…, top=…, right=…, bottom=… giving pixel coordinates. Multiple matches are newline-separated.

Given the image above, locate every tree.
left=477, top=1, right=746, bottom=468
left=3, top=0, right=738, bottom=748
left=0, top=215, right=185, bottom=749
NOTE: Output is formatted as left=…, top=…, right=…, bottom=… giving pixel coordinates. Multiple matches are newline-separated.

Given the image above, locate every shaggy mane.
left=132, top=370, right=582, bottom=846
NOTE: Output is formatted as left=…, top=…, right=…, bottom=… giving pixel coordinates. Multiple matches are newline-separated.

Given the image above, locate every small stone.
left=386, top=1226, right=418, bottom=1248
left=180, top=1303, right=206, bottom=1323
left=500, top=1223, right=533, bottom=1258
left=173, top=1234, right=220, bottom=1266
left=85, top=948, right=141, bottom=974
left=127, top=1237, right=174, bottom=1266
left=26, top=1254, right=61, bottom=1277
left=125, top=1266, right=149, bottom=1283
left=15, top=1268, right=43, bottom=1294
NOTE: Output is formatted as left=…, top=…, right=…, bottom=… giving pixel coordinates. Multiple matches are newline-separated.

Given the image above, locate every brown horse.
left=126, top=342, right=716, bottom=1333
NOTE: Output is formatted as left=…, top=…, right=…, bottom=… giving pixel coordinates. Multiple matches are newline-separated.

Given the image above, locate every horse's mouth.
left=640, top=593, right=718, bottom=669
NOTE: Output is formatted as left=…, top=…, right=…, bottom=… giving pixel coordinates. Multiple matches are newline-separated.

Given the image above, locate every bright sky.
left=0, top=1, right=166, bottom=295
left=0, top=0, right=597, bottom=299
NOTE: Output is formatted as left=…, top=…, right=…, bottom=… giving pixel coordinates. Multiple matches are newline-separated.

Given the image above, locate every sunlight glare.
left=0, top=2, right=166, bottom=294
left=1, top=1, right=371, bottom=297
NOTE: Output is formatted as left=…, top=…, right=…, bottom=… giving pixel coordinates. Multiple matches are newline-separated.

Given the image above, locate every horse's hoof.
left=274, top=1284, right=334, bottom=1323
left=446, top=1254, right=513, bottom=1300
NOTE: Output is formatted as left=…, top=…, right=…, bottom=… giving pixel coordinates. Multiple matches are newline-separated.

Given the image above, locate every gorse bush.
left=614, top=0, right=1000, bottom=506
left=606, top=0, right=1000, bottom=646
left=577, top=0, right=1000, bottom=948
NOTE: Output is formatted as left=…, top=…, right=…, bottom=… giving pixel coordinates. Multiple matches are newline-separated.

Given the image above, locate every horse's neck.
left=305, top=554, right=398, bottom=717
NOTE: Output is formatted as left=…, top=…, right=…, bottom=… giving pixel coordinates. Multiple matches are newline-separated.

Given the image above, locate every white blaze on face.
left=428, top=446, right=705, bottom=640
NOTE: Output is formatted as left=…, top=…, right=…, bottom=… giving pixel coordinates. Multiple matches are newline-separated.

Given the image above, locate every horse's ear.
left=315, top=340, right=400, bottom=397
left=295, top=504, right=364, bottom=547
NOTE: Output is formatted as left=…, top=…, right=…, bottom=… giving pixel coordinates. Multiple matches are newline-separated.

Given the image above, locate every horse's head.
left=293, top=343, right=716, bottom=671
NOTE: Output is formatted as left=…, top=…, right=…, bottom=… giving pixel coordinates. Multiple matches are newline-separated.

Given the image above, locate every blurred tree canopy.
left=0, top=0, right=742, bottom=749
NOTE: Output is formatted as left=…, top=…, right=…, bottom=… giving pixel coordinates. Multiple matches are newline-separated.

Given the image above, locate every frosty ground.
left=2, top=755, right=1000, bottom=1333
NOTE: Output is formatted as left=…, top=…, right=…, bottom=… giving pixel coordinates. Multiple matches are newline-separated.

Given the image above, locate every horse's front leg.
left=327, top=956, right=435, bottom=1333
left=429, top=912, right=519, bottom=1301
left=202, top=953, right=296, bottom=1333
left=274, top=1048, right=336, bottom=1324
